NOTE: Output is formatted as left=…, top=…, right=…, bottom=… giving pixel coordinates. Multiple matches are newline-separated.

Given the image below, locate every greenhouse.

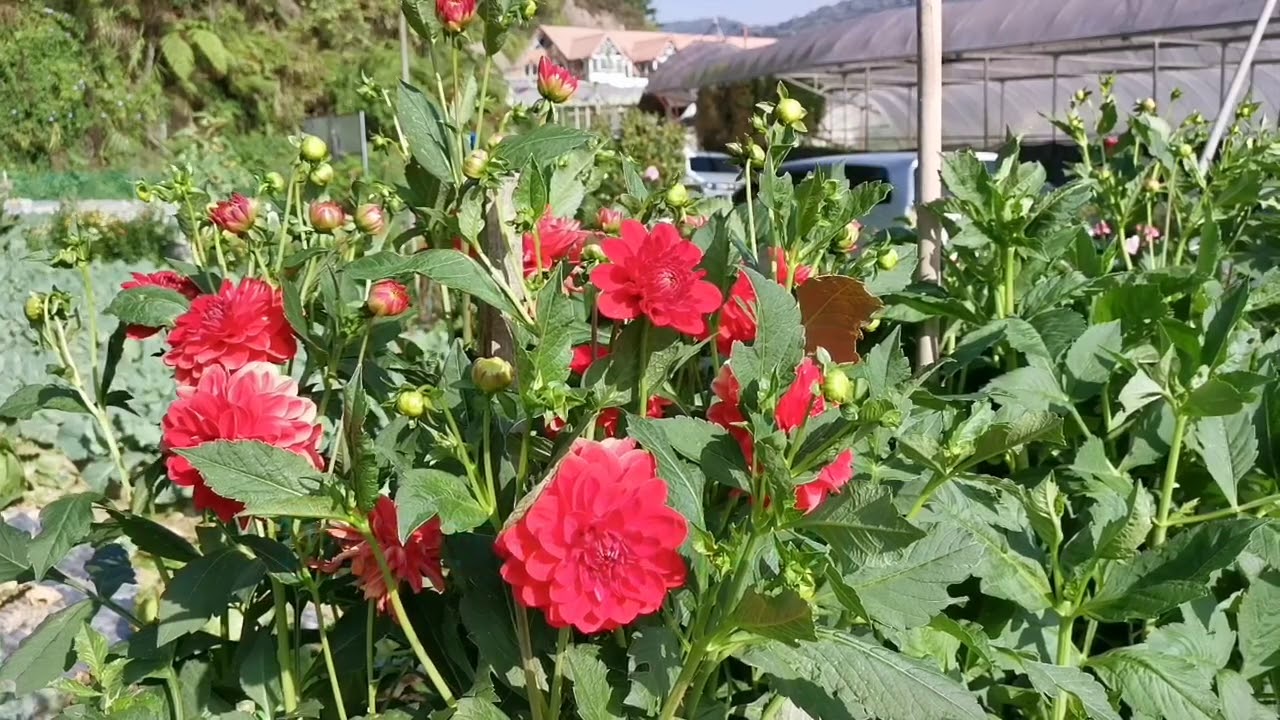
left=649, top=0, right=1280, bottom=148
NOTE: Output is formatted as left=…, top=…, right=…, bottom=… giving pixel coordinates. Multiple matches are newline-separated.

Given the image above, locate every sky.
left=650, top=0, right=831, bottom=27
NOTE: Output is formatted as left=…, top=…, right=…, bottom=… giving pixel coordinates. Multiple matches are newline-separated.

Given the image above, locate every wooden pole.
left=915, top=0, right=943, bottom=368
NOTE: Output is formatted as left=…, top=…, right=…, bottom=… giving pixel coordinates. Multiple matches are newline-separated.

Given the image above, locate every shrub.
left=26, top=205, right=175, bottom=265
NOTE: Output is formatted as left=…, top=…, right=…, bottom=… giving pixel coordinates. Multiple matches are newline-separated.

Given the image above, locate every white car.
left=685, top=151, right=743, bottom=198
left=778, top=151, right=1000, bottom=229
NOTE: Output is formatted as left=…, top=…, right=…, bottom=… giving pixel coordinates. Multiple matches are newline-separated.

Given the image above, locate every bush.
left=25, top=206, right=176, bottom=265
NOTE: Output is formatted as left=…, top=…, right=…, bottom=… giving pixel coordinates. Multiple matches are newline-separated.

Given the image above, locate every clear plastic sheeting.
left=648, top=0, right=1280, bottom=148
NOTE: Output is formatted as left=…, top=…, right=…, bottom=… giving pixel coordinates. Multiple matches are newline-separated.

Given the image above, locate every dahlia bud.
left=775, top=97, right=807, bottom=126
left=436, top=0, right=478, bottom=33
left=472, top=357, right=514, bottom=394
left=1139, top=97, right=1157, bottom=114
left=864, top=317, right=881, bottom=333
left=537, top=57, right=579, bottom=104
left=822, top=369, right=854, bottom=405
left=396, top=389, right=430, bottom=418
left=1144, top=177, right=1163, bottom=194
left=836, top=220, right=861, bottom=252
left=463, top=149, right=489, bottom=179
left=134, top=183, right=153, bottom=203
left=1102, top=135, right=1120, bottom=155
left=367, top=280, right=410, bottom=317
left=24, top=294, right=44, bottom=324
left=597, top=207, right=623, bottom=234
left=582, top=243, right=607, bottom=262
left=209, top=194, right=258, bottom=235
left=265, top=171, right=286, bottom=193
left=309, top=162, right=335, bottom=187
left=1097, top=167, right=1115, bottom=182
left=354, top=203, right=387, bottom=234
left=51, top=247, right=80, bottom=269
left=310, top=201, right=345, bottom=233
left=300, top=134, right=329, bottom=163
left=665, top=183, right=690, bottom=208
left=877, top=247, right=899, bottom=271
left=748, top=143, right=766, bottom=168
left=1178, top=143, right=1195, bottom=159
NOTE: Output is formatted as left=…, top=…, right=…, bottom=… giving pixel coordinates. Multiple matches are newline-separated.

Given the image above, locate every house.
left=508, top=25, right=774, bottom=119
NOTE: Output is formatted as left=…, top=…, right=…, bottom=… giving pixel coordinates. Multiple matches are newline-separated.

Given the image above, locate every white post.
left=916, top=0, right=944, bottom=368
left=863, top=67, right=872, bottom=150
left=1200, top=0, right=1277, bottom=172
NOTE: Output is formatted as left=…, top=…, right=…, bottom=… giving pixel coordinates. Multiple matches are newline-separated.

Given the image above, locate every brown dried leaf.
left=797, top=275, right=882, bottom=364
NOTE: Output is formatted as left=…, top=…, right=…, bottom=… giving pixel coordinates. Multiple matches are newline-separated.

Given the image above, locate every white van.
left=685, top=151, right=743, bottom=198
left=777, top=151, right=1000, bottom=229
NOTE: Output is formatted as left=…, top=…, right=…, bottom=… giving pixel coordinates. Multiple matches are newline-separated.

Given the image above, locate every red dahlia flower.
left=495, top=438, right=687, bottom=633
left=523, top=209, right=587, bottom=277
left=795, top=449, right=854, bottom=514
left=537, top=57, right=579, bottom=104
left=164, top=278, right=297, bottom=386
left=119, top=271, right=200, bottom=340
left=161, top=363, right=322, bottom=522
left=708, top=359, right=827, bottom=466
left=774, top=357, right=826, bottom=434
left=436, top=0, right=477, bottom=32
left=209, top=194, right=257, bottom=235
left=319, top=496, right=445, bottom=612
left=590, top=220, right=722, bottom=336
left=707, top=248, right=812, bottom=356
left=310, top=201, right=345, bottom=233
left=570, top=343, right=609, bottom=375
left=367, top=279, right=411, bottom=317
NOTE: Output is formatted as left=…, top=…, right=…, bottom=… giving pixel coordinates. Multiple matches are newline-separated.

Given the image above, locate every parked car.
left=735, top=151, right=1000, bottom=229
left=685, top=151, right=743, bottom=198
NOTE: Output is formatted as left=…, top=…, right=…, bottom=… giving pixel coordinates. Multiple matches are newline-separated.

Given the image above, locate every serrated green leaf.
left=1065, top=320, right=1122, bottom=399
left=1185, top=377, right=1256, bottom=418
left=398, top=82, right=454, bottom=182
left=105, top=510, right=200, bottom=562
left=396, top=468, right=489, bottom=538
left=627, top=416, right=705, bottom=532
left=1218, top=668, right=1278, bottom=720
left=0, top=521, right=31, bottom=582
left=799, top=484, right=924, bottom=566
left=453, top=697, right=512, bottom=719
left=851, top=327, right=911, bottom=398
left=73, top=624, right=109, bottom=678
left=845, top=524, right=982, bottom=630
left=157, top=548, right=266, bottom=645
left=1023, top=661, right=1121, bottom=720
left=745, top=267, right=804, bottom=379
left=493, top=125, right=594, bottom=169
left=0, top=384, right=90, bottom=420
left=235, top=536, right=300, bottom=582
left=984, top=366, right=1069, bottom=413
left=516, top=266, right=577, bottom=400
left=1202, top=283, right=1249, bottom=370
left=731, top=589, right=816, bottom=644
left=562, top=645, right=618, bottom=720
left=738, top=631, right=985, bottom=720
left=935, top=492, right=1053, bottom=611
left=237, top=626, right=281, bottom=712
left=1238, top=570, right=1280, bottom=678
left=655, top=416, right=751, bottom=490
left=1091, top=645, right=1219, bottom=720
left=104, top=286, right=191, bottom=331
left=176, top=441, right=340, bottom=519
left=1111, top=370, right=1166, bottom=429
left=964, top=410, right=1065, bottom=470
left=0, top=599, right=95, bottom=695
left=29, top=492, right=95, bottom=579
left=1194, top=411, right=1257, bottom=508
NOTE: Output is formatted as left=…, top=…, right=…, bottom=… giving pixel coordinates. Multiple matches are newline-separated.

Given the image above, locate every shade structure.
left=648, top=0, right=1280, bottom=148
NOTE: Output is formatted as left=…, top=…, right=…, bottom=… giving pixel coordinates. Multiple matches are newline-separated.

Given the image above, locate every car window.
left=689, top=156, right=736, bottom=174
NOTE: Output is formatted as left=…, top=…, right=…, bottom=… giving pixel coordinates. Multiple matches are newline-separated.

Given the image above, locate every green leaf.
left=176, top=440, right=340, bottom=519
left=562, top=645, right=617, bottom=720
left=745, top=267, right=804, bottom=379
left=845, top=524, right=982, bottom=630
left=187, top=28, right=228, bottom=75
left=1185, top=377, right=1255, bottom=418
left=1091, top=645, right=1219, bottom=720
left=1238, top=570, right=1280, bottom=678
left=964, top=410, right=1065, bottom=470
left=935, top=492, right=1053, bottom=611
left=159, top=33, right=195, bottom=81
left=458, top=186, right=485, bottom=244
left=453, top=697, right=512, bottom=719
left=28, top=492, right=96, bottom=579
left=0, top=384, right=90, bottom=419
left=851, top=327, right=912, bottom=397
left=516, top=265, right=577, bottom=398
left=237, top=626, right=281, bottom=712
left=104, top=285, right=191, bottom=330
left=798, top=484, right=924, bottom=566
left=73, top=624, right=109, bottom=679
left=158, top=547, right=265, bottom=646
left=653, top=416, right=750, bottom=490
left=85, top=543, right=135, bottom=598
left=493, top=125, right=594, bottom=169
left=1111, top=370, right=1166, bottom=429
left=1065, top=320, right=1123, bottom=399
left=730, top=589, right=816, bottom=644
left=627, top=415, right=706, bottom=532
left=0, top=600, right=95, bottom=695
left=1202, top=283, right=1249, bottom=370
left=1194, top=411, right=1257, bottom=508
left=738, top=631, right=986, bottom=720
left=625, top=627, right=680, bottom=714
left=1218, top=668, right=1278, bottom=720
left=106, top=510, right=200, bottom=562
left=235, top=536, right=300, bottom=582
left=398, top=82, right=454, bottom=182
left=984, top=366, right=1069, bottom=413
left=515, top=161, right=550, bottom=221
left=1083, top=519, right=1260, bottom=621
left=346, top=249, right=523, bottom=323
left=0, top=521, right=31, bottom=582
left=396, top=468, right=489, bottom=538
left=1023, top=661, right=1121, bottom=720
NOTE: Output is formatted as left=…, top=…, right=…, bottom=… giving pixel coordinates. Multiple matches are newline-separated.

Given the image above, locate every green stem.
left=165, top=668, right=186, bottom=720
left=514, top=603, right=548, bottom=720
left=1081, top=618, right=1099, bottom=658
left=516, top=424, right=532, bottom=493
left=274, top=174, right=297, bottom=278
left=365, top=530, right=457, bottom=707
left=49, top=320, right=130, bottom=504
left=474, top=57, right=492, bottom=144
left=547, top=627, right=572, bottom=720
left=683, top=652, right=721, bottom=719
left=1150, top=412, right=1189, bottom=547
left=442, top=402, right=480, bottom=484
left=366, top=601, right=378, bottom=714
left=77, top=265, right=101, bottom=396
left=184, top=198, right=206, bottom=267
left=305, top=579, right=349, bottom=720
left=658, top=640, right=709, bottom=720
left=481, top=402, right=499, bottom=529
left=270, top=578, right=299, bottom=713
left=1051, top=613, right=1076, bottom=720
left=212, top=232, right=230, bottom=277
left=744, top=170, right=758, bottom=258
left=1166, top=492, right=1280, bottom=527
left=907, top=470, right=953, bottom=520
left=635, top=320, right=651, bottom=413
left=1001, top=244, right=1016, bottom=319
left=761, top=693, right=787, bottom=720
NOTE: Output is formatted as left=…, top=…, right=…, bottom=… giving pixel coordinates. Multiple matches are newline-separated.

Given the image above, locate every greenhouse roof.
left=649, top=0, right=1280, bottom=148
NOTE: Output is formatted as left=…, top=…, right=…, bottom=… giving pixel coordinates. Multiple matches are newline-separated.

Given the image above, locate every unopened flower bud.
left=1178, top=144, right=1195, bottom=159
left=665, top=183, right=690, bottom=207
left=864, top=317, right=881, bottom=333
left=463, top=149, right=489, bottom=179
left=309, top=162, right=335, bottom=187
left=300, top=134, right=329, bottom=163
left=24, top=295, right=44, bottom=323
left=396, top=389, right=430, bottom=418
left=309, top=201, right=345, bottom=233
left=748, top=144, right=766, bottom=168
left=836, top=220, right=861, bottom=252
left=354, top=203, right=387, bottom=234
left=265, top=171, right=286, bottom=193
left=597, top=207, right=623, bottom=234
left=1139, top=97, right=1157, bottom=114
left=1144, top=177, right=1163, bottom=194
left=367, top=280, right=410, bottom=317
left=51, top=247, right=80, bottom=268
left=134, top=183, right=153, bottom=203
left=822, top=369, right=855, bottom=405
left=775, top=97, right=807, bottom=126
left=472, top=357, right=514, bottom=393
left=877, top=247, right=899, bottom=271
left=209, top=194, right=258, bottom=235
left=582, top=243, right=607, bottom=262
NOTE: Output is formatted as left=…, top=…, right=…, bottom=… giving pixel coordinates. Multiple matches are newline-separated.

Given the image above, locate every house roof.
left=530, top=25, right=774, bottom=66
